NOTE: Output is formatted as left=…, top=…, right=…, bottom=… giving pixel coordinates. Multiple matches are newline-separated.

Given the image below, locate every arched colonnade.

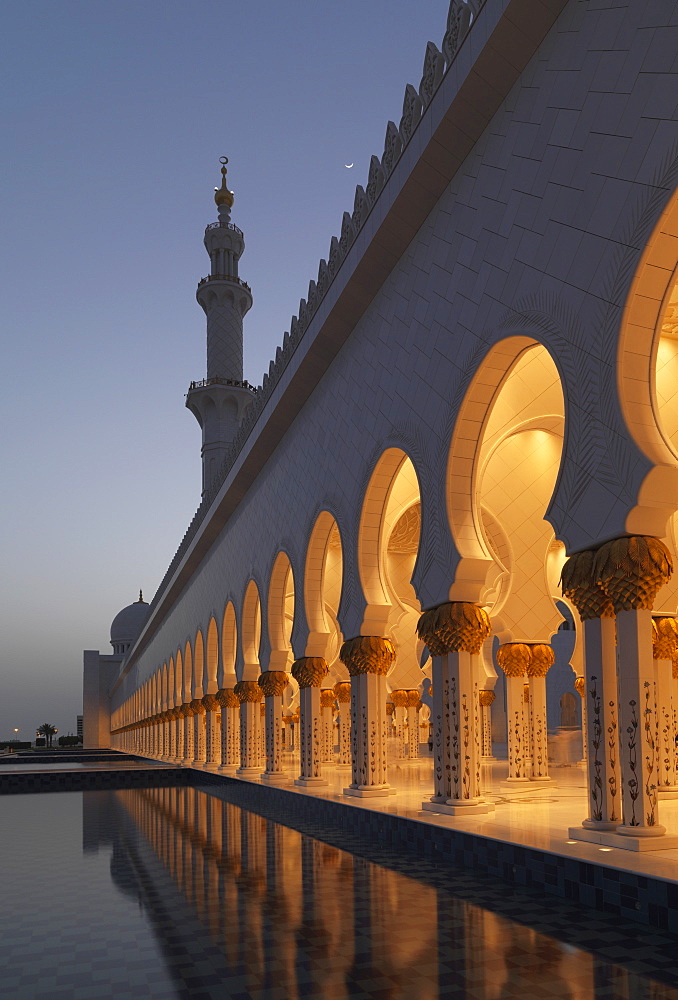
left=112, top=194, right=678, bottom=847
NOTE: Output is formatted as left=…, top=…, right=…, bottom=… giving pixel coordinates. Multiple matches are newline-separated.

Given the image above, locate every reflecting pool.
left=2, top=785, right=678, bottom=999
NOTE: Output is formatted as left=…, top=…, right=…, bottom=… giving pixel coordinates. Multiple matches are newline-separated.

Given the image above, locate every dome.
left=110, top=592, right=150, bottom=653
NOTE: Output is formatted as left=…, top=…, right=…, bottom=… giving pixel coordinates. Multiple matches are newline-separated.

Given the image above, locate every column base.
left=217, top=763, right=239, bottom=774
left=203, top=762, right=220, bottom=771
left=294, top=776, right=328, bottom=787
left=343, top=784, right=396, bottom=798
left=568, top=825, right=678, bottom=852
left=180, top=758, right=193, bottom=766
left=422, top=799, right=494, bottom=816
left=499, top=778, right=533, bottom=791
left=582, top=818, right=619, bottom=832
left=530, top=777, right=557, bottom=786
left=236, top=767, right=262, bottom=778
left=658, top=787, right=678, bottom=798
left=261, top=771, right=290, bottom=784
left=335, top=762, right=352, bottom=769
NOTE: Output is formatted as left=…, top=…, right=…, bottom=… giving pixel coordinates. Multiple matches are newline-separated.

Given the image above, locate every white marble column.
left=292, top=658, right=328, bottom=786
left=235, top=681, right=262, bottom=777
left=340, top=637, right=395, bottom=798
left=497, top=645, right=531, bottom=785
left=653, top=617, right=678, bottom=796
left=320, top=689, right=336, bottom=762
left=202, top=695, right=220, bottom=770
left=216, top=688, right=240, bottom=773
left=479, top=689, right=495, bottom=759
left=391, top=690, right=409, bottom=759
left=259, top=670, right=289, bottom=783
left=406, top=690, right=421, bottom=759
left=334, top=681, right=352, bottom=766
left=528, top=644, right=555, bottom=782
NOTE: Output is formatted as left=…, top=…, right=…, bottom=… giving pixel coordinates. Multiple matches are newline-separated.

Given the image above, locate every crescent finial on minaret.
left=214, top=156, right=234, bottom=209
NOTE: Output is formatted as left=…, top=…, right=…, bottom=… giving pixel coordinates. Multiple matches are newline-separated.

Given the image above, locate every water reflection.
left=83, top=787, right=678, bottom=999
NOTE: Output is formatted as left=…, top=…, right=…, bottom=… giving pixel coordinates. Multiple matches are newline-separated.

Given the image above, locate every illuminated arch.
left=206, top=617, right=219, bottom=694
left=183, top=641, right=193, bottom=703
left=268, top=551, right=295, bottom=670
left=221, top=602, right=237, bottom=686
left=240, top=580, right=261, bottom=681
left=193, top=629, right=205, bottom=698
left=304, top=511, right=344, bottom=663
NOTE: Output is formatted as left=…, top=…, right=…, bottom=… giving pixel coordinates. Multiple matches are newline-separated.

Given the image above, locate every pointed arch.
left=193, top=629, right=205, bottom=698
left=304, top=511, right=344, bottom=662
left=268, top=552, right=295, bottom=670
left=221, top=602, right=237, bottom=686
left=206, top=617, right=219, bottom=694
left=241, top=580, right=261, bottom=681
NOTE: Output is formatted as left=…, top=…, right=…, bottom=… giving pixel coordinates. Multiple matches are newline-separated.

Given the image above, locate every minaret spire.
left=186, top=158, right=256, bottom=497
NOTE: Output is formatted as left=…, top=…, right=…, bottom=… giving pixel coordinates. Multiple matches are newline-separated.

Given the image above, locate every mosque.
left=83, top=0, right=678, bottom=854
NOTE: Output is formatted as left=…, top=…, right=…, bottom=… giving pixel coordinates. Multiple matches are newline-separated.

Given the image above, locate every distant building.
left=76, top=715, right=83, bottom=740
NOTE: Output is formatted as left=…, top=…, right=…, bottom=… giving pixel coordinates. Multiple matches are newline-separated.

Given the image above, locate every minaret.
left=186, top=157, right=255, bottom=496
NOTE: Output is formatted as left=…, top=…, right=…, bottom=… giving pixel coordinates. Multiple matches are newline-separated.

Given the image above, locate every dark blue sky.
left=0, top=0, right=447, bottom=740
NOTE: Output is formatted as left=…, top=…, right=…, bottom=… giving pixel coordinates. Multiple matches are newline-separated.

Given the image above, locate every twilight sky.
left=0, top=0, right=448, bottom=741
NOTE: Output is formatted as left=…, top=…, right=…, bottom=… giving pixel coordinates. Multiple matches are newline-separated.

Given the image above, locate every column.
left=527, top=644, right=555, bottom=782
left=202, top=694, right=220, bottom=771
left=234, top=681, right=262, bottom=777
left=574, top=676, right=586, bottom=764
left=479, top=690, right=495, bottom=759
left=291, top=657, right=328, bottom=786
left=334, top=681, right=352, bottom=766
left=258, top=670, right=290, bottom=783
left=406, top=690, right=421, bottom=759
left=339, top=637, right=396, bottom=798
left=390, top=690, right=408, bottom=759
left=166, top=709, right=177, bottom=761
left=320, top=689, right=336, bottom=763
left=653, top=617, right=678, bottom=796
left=189, top=699, right=206, bottom=766
left=216, top=688, right=240, bottom=773
left=496, top=644, right=531, bottom=785
left=259, top=702, right=266, bottom=767
left=181, top=705, right=194, bottom=764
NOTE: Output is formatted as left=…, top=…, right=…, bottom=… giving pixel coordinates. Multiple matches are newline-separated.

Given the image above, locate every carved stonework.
left=320, top=689, right=335, bottom=709
left=652, top=617, right=678, bottom=660
left=216, top=688, right=239, bottom=708
left=291, top=657, right=329, bottom=688
left=526, top=644, right=555, bottom=678
left=190, top=699, right=206, bottom=715
left=258, top=671, right=289, bottom=697
left=418, top=602, right=491, bottom=655
left=442, top=0, right=474, bottom=66
left=382, top=120, right=402, bottom=177
left=201, top=694, right=219, bottom=712
left=399, top=83, right=423, bottom=145
left=339, top=636, right=396, bottom=676
left=234, top=681, right=262, bottom=703
left=388, top=503, right=420, bottom=553
left=366, top=155, right=385, bottom=204
left=334, top=681, right=351, bottom=704
left=479, top=689, right=495, bottom=707
left=594, top=536, right=672, bottom=611
left=419, top=41, right=445, bottom=107
left=561, top=550, right=614, bottom=620
left=496, top=643, right=531, bottom=678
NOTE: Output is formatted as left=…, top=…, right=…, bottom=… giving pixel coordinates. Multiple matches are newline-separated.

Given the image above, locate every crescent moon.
left=345, top=163, right=354, bottom=169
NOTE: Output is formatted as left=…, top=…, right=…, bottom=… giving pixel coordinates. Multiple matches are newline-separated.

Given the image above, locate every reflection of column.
left=320, top=689, right=335, bottom=763
left=259, top=670, right=289, bottom=783
left=216, top=689, right=239, bottom=772
left=391, top=690, right=408, bottom=759
left=334, top=682, right=352, bottom=766
left=189, top=699, right=206, bottom=766
left=235, top=681, right=262, bottom=777
left=497, top=644, right=531, bottom=784
left=479, top=690, right=495, bottom=758
left=340, top=637, right=395, bottom=797
left=291, top=658, right=328, bottom=786
left=202, top=695, right=220, bottom=770
left=653, top=618, right=678, bottom=795
left=419, top=603, right=493, bottom=813
left=406, top=690, right=420, bottom=759
left=528, top=644, right=555, bottom=782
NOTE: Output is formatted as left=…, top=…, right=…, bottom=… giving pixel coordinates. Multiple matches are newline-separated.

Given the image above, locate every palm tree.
left=37, top=723, right=57, bottom=748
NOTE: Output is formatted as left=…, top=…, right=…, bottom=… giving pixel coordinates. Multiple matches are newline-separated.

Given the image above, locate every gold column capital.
left=496, top=642, right=531, bottom=678
left=216, top=688, right=239, bottom=708
left=417, top=602, right=491, bottom=655
left=561, top=550, right=614, bottom=620
left=201, top=694, right=219, bottom=712
left=405, top=689, right=421, bottom=708
left=258, top=671, right=289, bottom=697
left=190, top=698, right=206, bottom=715
left=339, top=636, right=396, bottom=675
left=594, top=536, right=672, bottom=611
left=291, top=657, right=329, bottom=688
left=234, top=680, right=262, bottom=703
left=320, top=688, right=335, bottom=708
left=526, top=643, right=555, bottom=677
left=479, top=689, right=496, bottom=707
left=652, top=616, right=678, bottom=660
left=334, top=681, right=351, bottom=703
left=390, top=689, right=409, bottom=707
left=574, top=676, right=585, bottom=698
